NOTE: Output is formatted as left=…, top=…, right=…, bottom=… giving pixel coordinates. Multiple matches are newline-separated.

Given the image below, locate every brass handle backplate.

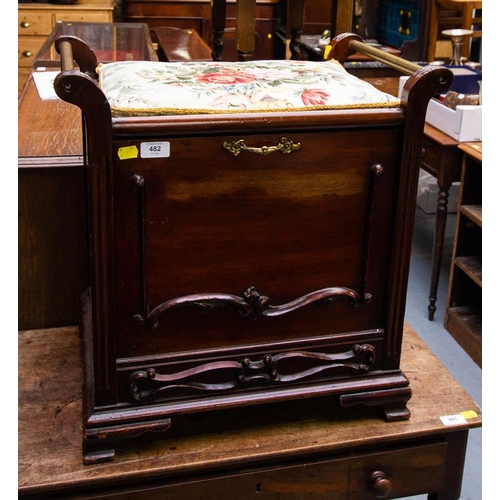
left=223, top=137, right=301, bottom=156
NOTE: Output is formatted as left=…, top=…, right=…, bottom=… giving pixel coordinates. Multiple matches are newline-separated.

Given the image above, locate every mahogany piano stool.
left=19, top=323, right=481, bottom=500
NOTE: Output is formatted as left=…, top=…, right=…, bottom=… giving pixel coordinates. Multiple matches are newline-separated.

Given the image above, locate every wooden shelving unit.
left=444, top=142, right=482, bottom=367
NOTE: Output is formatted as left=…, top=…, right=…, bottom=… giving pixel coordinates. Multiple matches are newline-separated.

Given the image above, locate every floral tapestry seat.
left=97, top=59, right=400, bottom=116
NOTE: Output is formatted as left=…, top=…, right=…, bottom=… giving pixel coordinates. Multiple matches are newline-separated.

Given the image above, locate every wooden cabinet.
left=18, top=1, right=116, bottom=95
left=444, top=142, right=482, bottom=367
left=124, top=0, right=279, bottom=60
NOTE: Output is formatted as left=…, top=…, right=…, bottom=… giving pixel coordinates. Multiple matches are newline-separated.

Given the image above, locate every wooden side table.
left=18, top=323, right=481, bottom=499
left=421, top=124, right=463, bottom=321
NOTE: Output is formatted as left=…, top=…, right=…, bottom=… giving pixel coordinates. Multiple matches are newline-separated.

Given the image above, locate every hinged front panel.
left=112, top=127, right=401, bottom=362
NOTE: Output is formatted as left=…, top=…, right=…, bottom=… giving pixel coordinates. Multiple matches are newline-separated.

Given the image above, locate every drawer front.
left=64, top=442, right=447, bottom=499
left=18, top=11, right=53, bottom=36
left=54, top=11, right=113, bottom=24
left=420, top=137, right=441, bottom=178
left=18, top=36, right=45, bottom=68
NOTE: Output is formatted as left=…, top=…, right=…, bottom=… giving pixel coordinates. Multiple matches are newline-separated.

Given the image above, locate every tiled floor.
left=402, top=207, right=482, bottom=500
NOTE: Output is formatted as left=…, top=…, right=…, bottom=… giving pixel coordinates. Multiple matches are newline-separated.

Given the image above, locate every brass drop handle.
left=223, top=137, right=300, bottom=156
left=20, top=21, right=31, bottom=28
left=22, top=50, right=33, bottom=58
left=369, top=471, right=392, bottom=498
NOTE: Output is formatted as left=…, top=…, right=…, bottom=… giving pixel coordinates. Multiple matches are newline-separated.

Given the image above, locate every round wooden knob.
left=369, top=470, right=392, bottom=498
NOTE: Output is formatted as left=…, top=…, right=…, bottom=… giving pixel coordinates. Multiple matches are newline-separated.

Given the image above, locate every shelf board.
left=444, top=306, right=481, bottom=367
left=455, top=256, right=482, bottom=287
left=460, top=205, right=482, bottom=227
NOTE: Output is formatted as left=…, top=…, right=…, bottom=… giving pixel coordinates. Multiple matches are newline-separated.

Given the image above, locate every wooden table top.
left=18, top=73, right=83, bottom=166
left=18, top=323, right=481, bottom=495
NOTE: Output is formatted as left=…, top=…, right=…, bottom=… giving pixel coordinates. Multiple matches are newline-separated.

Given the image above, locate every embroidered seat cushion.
left=97, top=59, right=401, bottom=116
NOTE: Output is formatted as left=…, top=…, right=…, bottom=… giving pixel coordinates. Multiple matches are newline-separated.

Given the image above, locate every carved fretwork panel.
left=128, top=343, right=376, bottom=402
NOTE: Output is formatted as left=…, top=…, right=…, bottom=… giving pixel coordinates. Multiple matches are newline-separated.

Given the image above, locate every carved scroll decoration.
left=132, top=162, right=384, bottom=329
left=147, top=286, right=360, bottom=329
left=128, top=343, right=376, bottom=402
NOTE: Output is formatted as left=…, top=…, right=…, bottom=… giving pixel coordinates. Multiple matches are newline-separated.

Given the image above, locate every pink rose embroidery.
left=196, top=70, right=256, bottom=85
left=301, top=89, right=330, bottom=106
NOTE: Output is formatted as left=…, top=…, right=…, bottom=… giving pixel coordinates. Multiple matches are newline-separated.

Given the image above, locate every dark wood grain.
left=18, top=167, right=88, bottom=330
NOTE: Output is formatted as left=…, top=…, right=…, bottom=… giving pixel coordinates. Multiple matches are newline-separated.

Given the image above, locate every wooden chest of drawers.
left=18, top=1, right=115, bottom=95
left=52, top=33, right=453, bottom=464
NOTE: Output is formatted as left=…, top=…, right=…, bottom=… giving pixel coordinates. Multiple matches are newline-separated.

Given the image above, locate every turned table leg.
left=421, top=125, right=462, bottom=322
left=428, top=183, right=452, bottom=321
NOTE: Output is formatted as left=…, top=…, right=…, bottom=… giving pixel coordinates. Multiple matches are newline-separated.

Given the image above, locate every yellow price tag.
left=118, top=145, right=139, bottom=160
left=323, top=45, right=332, bottom=60
left=461, top=410, right=478, bottom=419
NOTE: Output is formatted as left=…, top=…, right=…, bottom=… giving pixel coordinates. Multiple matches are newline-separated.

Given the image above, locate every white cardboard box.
left=425, top=98, right=482, bottom=142
left=399, top=77, right=482, bottom=142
